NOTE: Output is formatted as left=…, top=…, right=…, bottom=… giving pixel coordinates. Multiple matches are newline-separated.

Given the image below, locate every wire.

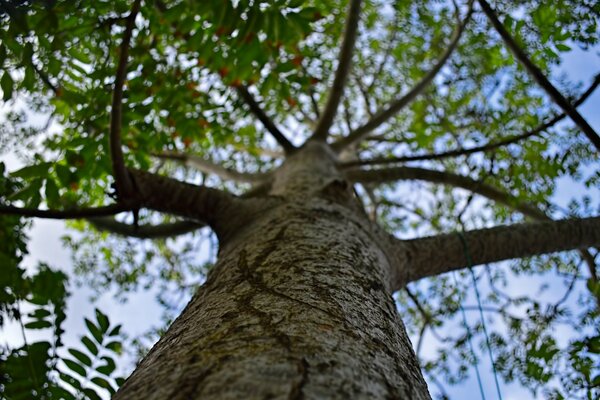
left=458, top=232, right=504, bottom=400
left=452, top=270, right=486, bottom=400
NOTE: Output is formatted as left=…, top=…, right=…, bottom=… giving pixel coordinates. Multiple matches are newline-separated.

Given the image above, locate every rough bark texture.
left=112, top=142, right=598, bottom=399
left=393, top=217, right=600, bottom=288
left=115, top=143, right=431, bottom=399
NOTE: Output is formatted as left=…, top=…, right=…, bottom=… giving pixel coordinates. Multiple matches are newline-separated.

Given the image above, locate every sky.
left=1, top=29, right=600, bottom=400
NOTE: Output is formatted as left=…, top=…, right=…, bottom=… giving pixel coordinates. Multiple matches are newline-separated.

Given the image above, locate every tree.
left=1, top=0, right=599, bottom=399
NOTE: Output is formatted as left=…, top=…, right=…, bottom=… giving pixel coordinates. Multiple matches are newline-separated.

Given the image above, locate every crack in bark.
left=288, top=357, right=309, bottom=400
left=238, top=246, right=346, bottom=324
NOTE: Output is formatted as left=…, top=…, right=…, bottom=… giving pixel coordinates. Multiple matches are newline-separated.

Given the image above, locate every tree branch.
left=311, top=0, right=363, bottom=142
left=345, top=165, right=546, bottom=218
left=235, top=86, right=296, bottom=154
left=349, top=165, right=598, bottom=287
left=477, top=0, right=600, bottom=151
left=128, top=168, right=236, bottom=223
left=365, top=7, right=402, bottom=95
left=0, top=204, right=131, bottom=219
left=394, top=217, right=600, bottom=287
left=110, top=0, right=141, bottom=199
left=89, top=217, right=203, bottom=239
left=302, top=65, right=321, bottom=120
left=155, top=151, right=271, bottom=183
left=31, top=63, right=59, bottom=95
left=341, top=73, right=600, bottom=167
left=332, top=1, right=473, bottom=152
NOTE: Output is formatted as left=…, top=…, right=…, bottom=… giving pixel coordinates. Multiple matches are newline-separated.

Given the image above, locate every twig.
left=235, top=86, right=296, bottom=154
left=31, top=64, right=59, bottom=95
left=0, top=204, right=131, bottom=219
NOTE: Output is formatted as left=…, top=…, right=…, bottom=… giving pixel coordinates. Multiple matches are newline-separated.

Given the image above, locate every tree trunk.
left=115, top=144, right=431, bottom=399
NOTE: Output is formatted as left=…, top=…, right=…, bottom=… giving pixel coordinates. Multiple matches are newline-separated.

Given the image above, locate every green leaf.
left=85, top=318, right=104, bottom=344
left=59, top=371, right=83, bottom=391
left=107, top=324, right=122, bottom=337
left=30, top=308, right=51, bottom=319
left=48, top=385, right=77, bottom=400
left=81, top=335, right=99, bottom=356
left=68, top=348, right=92, bottom=367
left=82, top=387, right=103, bottom=400
left=95, top=308, right=110, bottom=333
left=11, top=162, right=53, bottom=179
left=22, top=66, right=36, bottom=90
left=587, top=278, right=600, bottom=298
left=96, top=356, right=116, bottom=376
left=105, top=341, right=122, bottom=354
left=91, top=376, right=116, bottom=394
left=24, top=320, right=53, bottom=329
left=45, top=178, right=60, bottom=206
left=63, top=358, right=87, bottom=377
left=1, top=72, right=14, bottom=101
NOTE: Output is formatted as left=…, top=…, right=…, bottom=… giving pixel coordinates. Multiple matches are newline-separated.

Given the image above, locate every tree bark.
left=115, top=144, right=431, bottom=399
left=392, top=217, right=600, bottom=288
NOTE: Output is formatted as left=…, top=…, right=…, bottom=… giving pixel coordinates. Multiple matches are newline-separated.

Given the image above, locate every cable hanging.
left=452, top=270, right=487, bottom=400
left=457, top=231, right=504, bottom=400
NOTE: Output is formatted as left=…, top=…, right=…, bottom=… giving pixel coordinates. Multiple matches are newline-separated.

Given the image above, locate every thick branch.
left=332, top=2, right=473, bottom=152
left=129, top=169, right=236, bottom=224
left=342, top=73, right=600, bottom=167
left=346, top=166, right=546, bottom=218
left=110, top=0, right=141, bottom=198
left=0, top=204, right=130, bottom=219
left=155, top=151, right=271, bottom=183
left=89, top=217, right=203, bottom=239
left=235, top=86, right=296, bottom=154
left=125, top=168, right=269, bottom=242
left=477, top=0, right=600, bottom=151
left=311, top=0, right=363, bottom=142
left=349, top=165, right=598, bottom=287
left=397, top=217, right=600, bottom=286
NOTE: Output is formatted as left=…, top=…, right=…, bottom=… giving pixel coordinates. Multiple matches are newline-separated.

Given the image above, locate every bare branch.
left=341, top=73, right=600, bottom=167
left=235, top=86, right=296, bottom=154
left=332, top=1, right=473, bottom=152
left=0, top=204, right=130, bottom=219
left=110, top=0, right=142, bottom=199
left=395, top=216, right=600, bottom=287
left=346, top=165, right=546, bottom=218
left=129, top=168, right=237, bottom=224
left=126, top=168, right=274, bottom=241
left=311, top=0, right=363, bottom=142
left=155, top=151, right=271, bottom=183
left=477, top=0, right=600, bottom=151
left=89, top=217, right=203, bottom=239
